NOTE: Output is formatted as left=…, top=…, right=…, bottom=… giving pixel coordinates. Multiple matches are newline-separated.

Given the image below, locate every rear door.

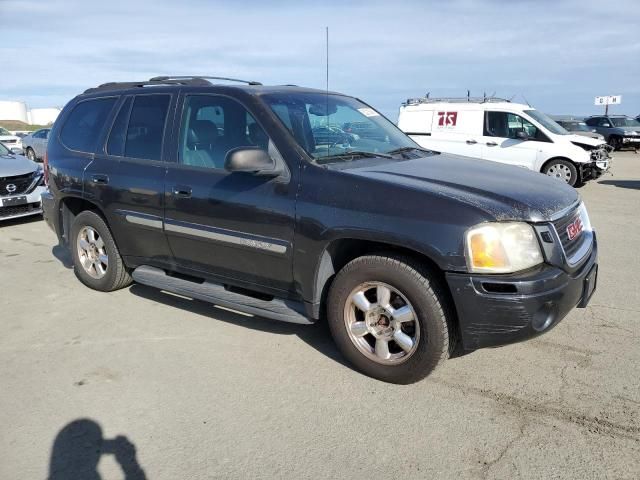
left=480, top=111, right=540, bottom=169
left=163, top=93, right=296, bottom=293
left=84, top=93, right=175, bottom=263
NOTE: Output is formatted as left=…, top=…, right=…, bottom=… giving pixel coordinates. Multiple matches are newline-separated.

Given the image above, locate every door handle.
left=91, top=174, right=109, bottom=184
left=466, top=139, right=477, bottom=145
left=172, top=185, right=192, bottom=198
left=486, top=141, right=498, bottom=147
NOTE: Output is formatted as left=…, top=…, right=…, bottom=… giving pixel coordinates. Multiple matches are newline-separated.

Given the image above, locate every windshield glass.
left=0, top=142, right=11, bottom=155
left=0, top=127, right=11, bottom=136
left=262, top=92, right=418, bottom=163
left=611, top=117, right=640, bottom=127
left=524, top=109, right=569, bottom=135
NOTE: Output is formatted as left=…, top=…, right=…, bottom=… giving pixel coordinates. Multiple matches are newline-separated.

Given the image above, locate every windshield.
left=0, top=127, right=11, bottom=136
left=0, top=142, right=11, bottom=155
left=611, top=117, right=640, bottom=127
left=524, top=110, right=569, bottom=135
left=262, top=92, right=419, bottom=164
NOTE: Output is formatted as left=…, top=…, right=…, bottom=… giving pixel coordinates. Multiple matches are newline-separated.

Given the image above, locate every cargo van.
left=398, top=97, right=611, bottom=187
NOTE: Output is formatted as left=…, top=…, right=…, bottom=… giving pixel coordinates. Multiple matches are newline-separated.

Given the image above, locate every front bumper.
left=0, top=185, right=46, bottom=221
left=446, top=238, right=597, bottom=351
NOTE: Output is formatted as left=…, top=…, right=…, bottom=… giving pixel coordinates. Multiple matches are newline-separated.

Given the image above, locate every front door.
left=480, top=111, right=541, bottom=170
left=163, top=93, right=296, bottom=293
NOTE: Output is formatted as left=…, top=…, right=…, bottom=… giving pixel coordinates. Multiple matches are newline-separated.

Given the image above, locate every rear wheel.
left=327, top=255, right=451, bottom=384
left=70, top=210, right=132, bottom=291
left=26, top=148, right=37, bottom=162
left=543, top=159, right=578, bottom=187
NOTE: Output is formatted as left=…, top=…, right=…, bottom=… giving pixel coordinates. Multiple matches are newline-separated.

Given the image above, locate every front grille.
left=553, top=207, right=589, bottom=262
left=0, top=203, right=41, bottom=219
left=0, top=172, right=37, bottom=197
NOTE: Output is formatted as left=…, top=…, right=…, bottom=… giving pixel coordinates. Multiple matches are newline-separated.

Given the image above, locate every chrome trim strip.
left=164, top=219, right=287, bottom=254
left=125, top=214, right=163, bottom=229
left=549, top=199, right=581, bottom=222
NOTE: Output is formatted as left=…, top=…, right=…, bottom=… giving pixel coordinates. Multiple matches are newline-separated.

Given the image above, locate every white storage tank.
left=0, top=100, right=29, bottom=123
left=28, top=108, right=61, bottom=125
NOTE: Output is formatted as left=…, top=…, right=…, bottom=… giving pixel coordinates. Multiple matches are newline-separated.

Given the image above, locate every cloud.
left=0, top=0, right=638, bottom=117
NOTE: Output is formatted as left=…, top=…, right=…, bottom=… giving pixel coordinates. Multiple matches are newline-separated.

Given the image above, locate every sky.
left=1, top=0, right=639, bottom=121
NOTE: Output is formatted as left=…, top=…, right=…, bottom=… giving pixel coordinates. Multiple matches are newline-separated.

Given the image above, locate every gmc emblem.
left=566, top=217, right=583, bottom=241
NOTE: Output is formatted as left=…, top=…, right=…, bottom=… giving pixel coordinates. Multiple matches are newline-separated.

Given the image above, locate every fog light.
left=532, top=302, right=556, bottom=331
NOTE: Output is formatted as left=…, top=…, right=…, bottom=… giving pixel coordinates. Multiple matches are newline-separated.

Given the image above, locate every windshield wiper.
left=321, top=150, right=393, bottom=161
left=386, top=146, right=433, bottom=155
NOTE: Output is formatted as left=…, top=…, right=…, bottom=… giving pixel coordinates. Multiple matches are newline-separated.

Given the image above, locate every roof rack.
left=84, top=75, right=262, bottom=94
left=150, top=75, right=262, bottom=86
left=403, top=95, right=511, bottom=106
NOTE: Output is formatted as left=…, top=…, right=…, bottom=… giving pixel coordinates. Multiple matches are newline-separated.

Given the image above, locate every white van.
left=397, top=97, right=611, bottom=186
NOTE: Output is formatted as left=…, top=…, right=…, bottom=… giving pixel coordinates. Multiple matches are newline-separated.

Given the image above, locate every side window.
left=599, top=118, right=611, bottom=127
left=33, top=130, right=44, bottom=139
left=124, top=95, right=170, bottom=161
left=485, top=112, right=540, bottom=140
left=43, top=129, right=50, bottom=139
left=106, top=97, right=133, bottom=156
left=60, top=98, right=117, bottom=153
left=179, top=95, right=269, bottom=170
left=585, top=117, right=598, bottom=127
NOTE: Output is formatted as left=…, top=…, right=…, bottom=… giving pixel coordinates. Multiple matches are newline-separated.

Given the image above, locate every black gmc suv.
left=42, top=76, right=598, bottom=384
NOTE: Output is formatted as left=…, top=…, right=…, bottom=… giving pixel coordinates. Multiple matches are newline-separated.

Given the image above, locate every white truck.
left=397, top=97, right=611, bottom=186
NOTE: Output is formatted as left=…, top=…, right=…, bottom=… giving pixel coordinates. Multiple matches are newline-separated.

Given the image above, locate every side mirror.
left=602, top=123, right=611, bottom=128
left=516, top=131, right=528, bottom=140
left=224, top=147, right=281, bottom=176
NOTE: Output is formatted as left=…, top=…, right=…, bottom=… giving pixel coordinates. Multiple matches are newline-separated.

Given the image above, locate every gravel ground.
left=1, top=151, right=638, bottom=479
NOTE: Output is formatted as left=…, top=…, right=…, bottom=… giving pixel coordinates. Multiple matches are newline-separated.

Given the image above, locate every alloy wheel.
left=76, top=226, right=108, bottom=279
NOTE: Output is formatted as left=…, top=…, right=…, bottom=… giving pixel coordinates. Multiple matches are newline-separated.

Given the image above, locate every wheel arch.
left=57, top=195, right=108, bottom=245
left=310, top=237, right=451, bottom=316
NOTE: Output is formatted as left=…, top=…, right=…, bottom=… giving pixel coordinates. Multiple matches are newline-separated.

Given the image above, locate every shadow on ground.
left=598, top=180, right=640, bottom=190
left=129, top=283, right=349, bottom=368
left=52, top=242, right=74, bottom=268
left=48, top=418, right=146, bottom=480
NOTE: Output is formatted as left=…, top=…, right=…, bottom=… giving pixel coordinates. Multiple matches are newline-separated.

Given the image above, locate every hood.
left=572, top=131, right=603, bottom=140
left=565, top=134, right=606, bottom=147
left=0, top=152, right=39, bottom=177
left=345, top=154, right=579, bottom=222
left=615, top=126, right=640, bottom=134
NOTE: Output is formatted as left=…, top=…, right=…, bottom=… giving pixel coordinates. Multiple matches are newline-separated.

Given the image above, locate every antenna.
left=521, top=94, right=531, bottom=107
left=325, top=26, right=329, bottom=127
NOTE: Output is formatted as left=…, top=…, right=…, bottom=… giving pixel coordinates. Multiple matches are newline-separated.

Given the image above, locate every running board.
left=132, top=265, right=312, bottom=325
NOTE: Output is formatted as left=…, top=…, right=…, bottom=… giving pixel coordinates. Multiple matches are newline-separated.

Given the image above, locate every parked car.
left=584, top=115, right=640, bottom=150
left=311, top=125, right=358, bottom=146
left=0, top=126, right=23, bottom=154
left=397, top=97, right=611, bottom=187
left=553, top=118, right=604, bottom=140
left=42, top=76, right=598, bottom=384
left=0, top=141, right=46, bottom=221
left=21, top=128, right=51, bottom=162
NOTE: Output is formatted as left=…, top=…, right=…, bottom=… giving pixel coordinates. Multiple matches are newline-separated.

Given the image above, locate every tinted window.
left=584, top=117, right=599, bottom=127
left=33, top=130, right=45, bottom=139
left=60, top=98, right=117, bottom=152
left=125, top=95, right=170, bottom=161
left=107, top=97, right=133, bottom=156
left=179, top=95, right=269, bottom=170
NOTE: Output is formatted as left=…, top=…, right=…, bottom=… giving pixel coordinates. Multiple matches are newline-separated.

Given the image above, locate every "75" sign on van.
left=437, top=111, right=458, bottom=127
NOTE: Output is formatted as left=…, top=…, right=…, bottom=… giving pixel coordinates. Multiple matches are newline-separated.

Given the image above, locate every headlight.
left=465, top=222, right=543, bottom=273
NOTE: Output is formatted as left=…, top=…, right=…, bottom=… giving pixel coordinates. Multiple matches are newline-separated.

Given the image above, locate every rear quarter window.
left=60, top=97, right=117, bottom=153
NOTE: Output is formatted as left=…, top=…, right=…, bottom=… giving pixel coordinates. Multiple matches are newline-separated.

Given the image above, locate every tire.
left=70, top=210, right=132, bottom=292
left=608, top=136, right=621, bottom=151
left=327, top=254, right=452, bottom=384
left=26, top=148, right=37, bottom=162
left=543, top=159, right=578, bottom=187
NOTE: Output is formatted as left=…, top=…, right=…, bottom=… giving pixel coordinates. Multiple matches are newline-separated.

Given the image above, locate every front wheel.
left=608, top=136, right=621, bottom=151
left=327, top=255, right=452, bottom=384
left=543, top=159, right=578, bottom=187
